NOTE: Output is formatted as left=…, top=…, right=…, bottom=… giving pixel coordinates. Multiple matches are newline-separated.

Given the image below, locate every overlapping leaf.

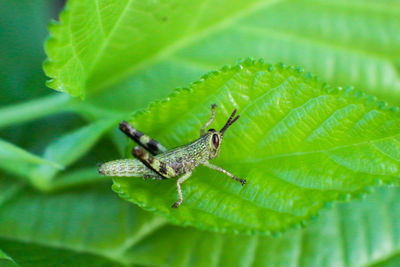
left=113, top=61, right=400, bottom=234
left=2, top=177, right=400, bottom=267
left=0, top=178, right=166, bottom=266
left=124, top=186, right=400, bottom=267
left=45, top=0, right=400, bottom=113
left=44, top=0, right=269, bottom=98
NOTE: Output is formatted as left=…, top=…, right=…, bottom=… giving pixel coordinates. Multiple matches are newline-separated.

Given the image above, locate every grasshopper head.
left=206, top=108, right=240, bottom=159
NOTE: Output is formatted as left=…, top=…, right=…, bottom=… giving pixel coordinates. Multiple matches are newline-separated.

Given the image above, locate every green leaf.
left=6, top=0, right=400, bottom=264
left=44, top=0, right=277, bottom=98
left=372, top=254, right=400, bottom=267
left=49, top=167, right=109, bottom=191
left=113, top=62, right=400, bottom=234
left=0, top=178, right=166, bottom=266
left=0, top=139, right=62, bottom=180
left=45, top=0, right=400, bottom=110
left=0, top=248, right=18, bottom=267
left=3, top=176, right=400, bottom=267
left=0, top=240, right=121, bottom=267
left=122, top=186, right=400, bottom=267
left=29, top=119, right=116, bottom=190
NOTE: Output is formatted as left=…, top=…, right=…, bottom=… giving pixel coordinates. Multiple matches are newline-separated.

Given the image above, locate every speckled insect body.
left=98, top=105, right=246, bottom=208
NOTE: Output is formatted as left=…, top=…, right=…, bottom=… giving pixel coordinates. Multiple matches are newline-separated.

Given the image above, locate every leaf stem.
left=0, top=93, right=71, bottom=128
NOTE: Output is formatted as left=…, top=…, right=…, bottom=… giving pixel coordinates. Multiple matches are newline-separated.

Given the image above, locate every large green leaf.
left=0, top=178, right=166, bottom=266
left=44, top=0, right=273, bottom=98
left=45, top=0, right=400, bottom=111
left=122, top=186, right=400, bottom=267
left=113, top=62, right=400, bottom=234
left=3, top=178, right=400, bottom=267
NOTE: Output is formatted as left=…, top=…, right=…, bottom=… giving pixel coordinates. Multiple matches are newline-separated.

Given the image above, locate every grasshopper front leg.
left=203, top=162, right=246, bottom=185
left=132, top=146, right=193, bottom=208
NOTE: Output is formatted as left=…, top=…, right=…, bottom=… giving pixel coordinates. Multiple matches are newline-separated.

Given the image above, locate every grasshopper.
left=98, top=104, right=246, bottom=208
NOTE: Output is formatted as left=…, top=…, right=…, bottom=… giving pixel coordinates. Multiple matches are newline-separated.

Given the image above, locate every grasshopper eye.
left=212, top=134, right=219, bottom=148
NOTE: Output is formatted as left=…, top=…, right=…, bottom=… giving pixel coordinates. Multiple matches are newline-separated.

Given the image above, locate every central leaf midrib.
left=88, top=0, right=132, bottom=74
left=230, top=133, right=400, bottom=164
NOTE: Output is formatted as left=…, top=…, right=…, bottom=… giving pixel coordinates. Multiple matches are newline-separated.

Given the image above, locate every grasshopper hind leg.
left=119, top=121, right=167, bottom=155
left=131, top=146, right=176, bottom=178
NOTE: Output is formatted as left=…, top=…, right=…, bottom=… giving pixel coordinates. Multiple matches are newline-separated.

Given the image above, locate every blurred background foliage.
left=1, top=0, right=400, bottom=266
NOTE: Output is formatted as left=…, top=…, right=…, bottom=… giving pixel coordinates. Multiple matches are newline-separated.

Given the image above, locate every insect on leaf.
left=113, top=61, right=400, bottom=234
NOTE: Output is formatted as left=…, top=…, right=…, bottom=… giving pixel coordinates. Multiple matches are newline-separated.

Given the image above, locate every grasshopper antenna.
left=220, top=108, right=240, bottom=136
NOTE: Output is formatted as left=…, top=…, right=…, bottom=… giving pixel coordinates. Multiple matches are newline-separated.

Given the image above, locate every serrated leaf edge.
left=43, top=4, right=85, bottom=98
left=112, top=59, right=400, bottom=235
